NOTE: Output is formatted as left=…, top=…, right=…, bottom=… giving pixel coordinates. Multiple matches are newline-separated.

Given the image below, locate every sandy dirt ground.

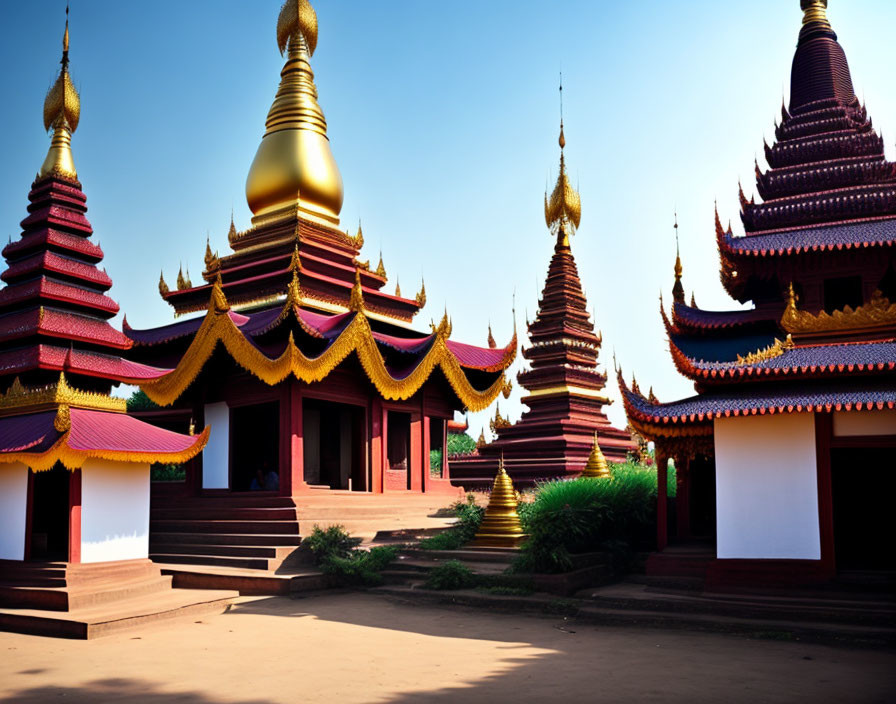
left=0, top=593, right=893, bottom=703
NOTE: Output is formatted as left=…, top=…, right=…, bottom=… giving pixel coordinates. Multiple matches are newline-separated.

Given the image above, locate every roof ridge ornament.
left=209, top=275, right=230, bottom=315
left=349, top=268, right=365, bottom=313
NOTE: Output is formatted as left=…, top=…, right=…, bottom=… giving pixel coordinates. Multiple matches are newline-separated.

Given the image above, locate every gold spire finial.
left=159, top=271, right=170, bottom=296
left=581, top=433, right=612, bottom=479
left=544, top=91, right=581, bottom=236
left=672, top=212, right=685, bottom=304
left=416, top=278, right=427, bottom=308
left=394, top=278, right=401, bottom=297
left=375, top=252, right=387, bottom=279
left=472, top=456, right=526, bottom=548
left=801, top=0, right=830, bottom=29
left=351, top=220, right=364, bottom=250
left=487, top=323, right=496, bottom=349
left=39, top=4, right=80, bottom=180
left=476, top=429, right=487, bottom=449
left=227, top=210, right=238, bottom=243
left=209, top=275, right=230, bottom=314
left=246, top=0, right=343, bottom=226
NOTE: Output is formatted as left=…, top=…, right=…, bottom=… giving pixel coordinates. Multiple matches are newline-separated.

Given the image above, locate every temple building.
left=621, top=0, right=896, bottom=589
left=0, top=14, right=227, bottom=637
left=451, top=121, right=635, bottom=487
left=120, top=0, right=515, bottom=570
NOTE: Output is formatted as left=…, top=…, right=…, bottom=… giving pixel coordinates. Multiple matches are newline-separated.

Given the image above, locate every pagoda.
left=120, top=0, right=516, bottom=575
left=0, top=12, right=222, bottom=637
left=452, top=121, right=635, bottom=487
left=621, top=0, right=896, bottom=589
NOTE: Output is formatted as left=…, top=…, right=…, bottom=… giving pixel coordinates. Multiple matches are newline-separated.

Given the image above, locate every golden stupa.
left=581, top=433, right=612, bottom=479
left=471, top=457, right=527, bottom=548
left=39, top=8, right=80, bottom=180
left=245, top=0, right=344, bottom=226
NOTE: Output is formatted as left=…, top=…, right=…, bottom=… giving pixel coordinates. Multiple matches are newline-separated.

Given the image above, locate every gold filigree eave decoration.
left=736, top=335, right=794, bottom=366
left=0, top=373, right=126, bottom=416
left=0, top=424, right=210, bottom=473
left=781, top=284, right=896, bottom=334
left=134, top=281, right=515, bottom=412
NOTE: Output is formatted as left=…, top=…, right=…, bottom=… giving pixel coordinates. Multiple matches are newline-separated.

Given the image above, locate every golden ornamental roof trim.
left=0, top=373, right=126, bottom=416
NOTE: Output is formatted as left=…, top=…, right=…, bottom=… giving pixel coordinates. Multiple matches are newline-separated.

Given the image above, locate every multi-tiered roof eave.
left=126, top=269, right=516, bottom=412
left=0, top=15, right=206, bottom=471
left=623, top=2, right=896, bottom=447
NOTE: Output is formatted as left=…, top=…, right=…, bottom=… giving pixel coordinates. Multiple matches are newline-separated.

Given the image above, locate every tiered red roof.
left=623, top=5, right=896, bottom=446
left=452, top=227, right=636, bottom=486
left=0, top=174, right=170, bottom=392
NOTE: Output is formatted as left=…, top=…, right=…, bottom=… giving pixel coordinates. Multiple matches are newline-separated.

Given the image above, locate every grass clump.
left=304, top=525, right=362, bottom=564
left=418, top=495, right=484, bottom=551
left=475, top=585, right=534, bottom=596
left=322, top=546, right=398, bottom=587
left=423, top=560, right=477, bottom=590
left=514, top=462, right=668, bottom=574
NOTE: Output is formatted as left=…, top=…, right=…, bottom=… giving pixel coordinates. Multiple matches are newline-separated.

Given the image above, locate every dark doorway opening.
left=29, top=464, right=69, bottom=561
left=823, top=275, right=863, bottom=313
left=303, top=399, right=366, bottom=490
left=230, top=402, right=280, bottom=492
left=831, top=447, right=895, bottom=570
left=387, top=411, right=412, bottom=489
left=689, top=455, right=717, bottom=540
left=430, top=418, right=445, bottom=479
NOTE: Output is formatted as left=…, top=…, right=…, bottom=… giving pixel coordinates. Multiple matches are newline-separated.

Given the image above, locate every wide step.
left=150, top=553, right=274, bottom=570
left=148, top=532, right=303, bottom=547
left=151, top=520, right=300, bottom=535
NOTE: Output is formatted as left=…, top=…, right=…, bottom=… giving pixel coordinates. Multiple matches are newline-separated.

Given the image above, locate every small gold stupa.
left=581, top=433, right=612, bottom=479
left=471, top=457, right=526, bottom=548
left=39, top=7, right=80, bottom=180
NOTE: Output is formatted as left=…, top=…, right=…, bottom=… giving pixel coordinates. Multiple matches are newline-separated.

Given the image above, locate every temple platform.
left=148, top=491, right=461, bottom=593
left=0, top=560, right=236, bottom=639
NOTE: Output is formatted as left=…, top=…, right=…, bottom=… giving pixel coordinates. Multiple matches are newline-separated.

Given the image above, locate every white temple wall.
left=202, top=402, right=230, bottom=489
left=80, top=459, right=150, bottom=563
left=714, top=413, right=821, bottom=560
left=0, top=462, right=28, bottom=560
left=833, top=409, right=896, bottom=437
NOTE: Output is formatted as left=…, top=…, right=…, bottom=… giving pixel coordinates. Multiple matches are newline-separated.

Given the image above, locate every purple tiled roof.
left=723, top=217, right=896, bottom=256
left=672, top=302, right=777, bottom=331
left=690, top=341, right=896, bottom=373
left=623, top=380, right=896, bottom=425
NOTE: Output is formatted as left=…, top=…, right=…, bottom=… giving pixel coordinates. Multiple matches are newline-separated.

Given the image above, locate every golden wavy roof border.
left=781, top=284, right=896, bottom=334
left=133, top=280, right=515, bottom=411
left=0, top=421, right=210, bottom=473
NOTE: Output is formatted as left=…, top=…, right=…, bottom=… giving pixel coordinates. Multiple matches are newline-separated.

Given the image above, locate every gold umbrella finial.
left=39, top=3, right=80, bottom=180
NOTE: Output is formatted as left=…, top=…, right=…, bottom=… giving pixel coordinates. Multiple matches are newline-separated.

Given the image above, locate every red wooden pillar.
left=68, top=468, right=82, bottom=564
left=815, top=413, right=836, bottom=576
left=410, top=411, right=424, bottom=493
left=656, top=450, right=668, bottom=552
left=421, top=414, right=432, bottom=492
left=283, top=379, right=308, bottom=496
left=370, top=398, right=384, bottom=494
left=441, top=418, right=449, bottom=480
left=676, top=456, right=691, bottom=540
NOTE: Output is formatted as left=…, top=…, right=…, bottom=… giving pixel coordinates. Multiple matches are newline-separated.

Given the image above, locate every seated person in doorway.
left=250, top=461, right=280, bottom=492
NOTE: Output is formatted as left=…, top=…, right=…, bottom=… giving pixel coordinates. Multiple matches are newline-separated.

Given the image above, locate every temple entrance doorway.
left=230, top=402, right=280, bottom=492
left=303, top=399, right=366, bottom=491
left=688, top=456, right=717, bottom=540
left=29, top=464, right=69, bottom=560
left=387, top=411, right=412, bottom=490
left=831, top=447, right=895, bottom=571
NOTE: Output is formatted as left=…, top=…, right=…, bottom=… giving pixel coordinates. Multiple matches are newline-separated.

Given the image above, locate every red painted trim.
left=656, top=453, right=668, bottom=551
left=68, top=469, right=82, bottom=564
left=24, top=468, right=34, bottom=560
left=705, top=558, right=833, bottom=590
left=370, top=398, right=384, bottom=494
left=815, top=412, right=836, bottom=573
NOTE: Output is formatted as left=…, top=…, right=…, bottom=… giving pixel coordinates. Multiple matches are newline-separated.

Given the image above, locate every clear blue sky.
left=0, top=1, right=893, bottom=437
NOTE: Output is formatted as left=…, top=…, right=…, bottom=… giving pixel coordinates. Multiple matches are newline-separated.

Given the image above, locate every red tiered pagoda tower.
left=621, top=0, right=896, bottom=589
left=118, top=0, right=516, bottom=577
left=451, top=124, right=635, bottom=487
left=0, top=14, right=220, bottom=637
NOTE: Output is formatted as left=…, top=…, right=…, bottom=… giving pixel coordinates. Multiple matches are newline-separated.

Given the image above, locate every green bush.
left=514, top=462, right=668, bottom=574
left=150, top=464, right=185, bottom=482
left=418, top=496, right=484, bottom=550
left=304, top=525, right=362, bottom=565
left=126, top=389, right=159, bottom=412
left=447, top=432, right=477, bottom=455
left=322, top=546, right=398, bottom=587
left=423, top=560, right=477, bottom=590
